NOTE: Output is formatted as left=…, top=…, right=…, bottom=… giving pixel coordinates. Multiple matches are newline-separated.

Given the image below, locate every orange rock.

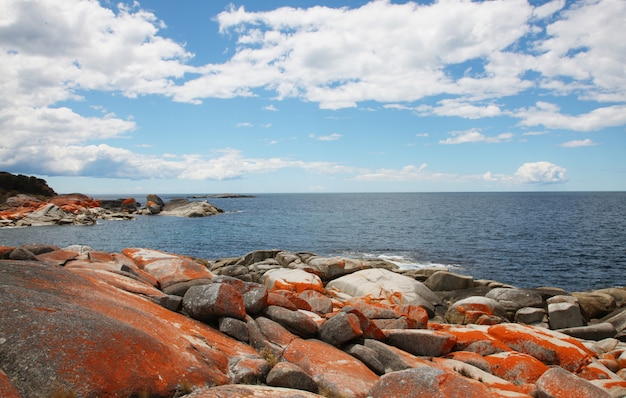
left=0, top=260, right=264, bottom=397
left=384, top=329, right=458, bottom=357
left=268, top=291, right=299, bottom=310
left=69, top=268, right=167, bottom=299
left=397, top=304, right=429, bottom=329
left=0, top=368, right=22, bottom=398
left=483, top=351, right=549, bottom=385
left=271, top=290, right=312, bottom=311
left=49, top=193, right=100, bottom=209
left=434, top=324, right=512, bottom=355
left=283, top=338, right=378, bottom=398
left=488, top=323, right=594, bottom=372
left=34, top=248, right=79, bottom=266
left=590, top=379, right=626, bottom=398
left=597, top=353, right=620, bottom=373
left=536, top=367, right=611, bottom=398
left=0, top=246, right=15, bottom=259
left=577, top=359, right=621, bottom=381
left=368, top=365, right=499, bottom=398
left=122, top=248, right=214, bottom=288
left=445, top=351, right=492, bottom=373
left=263, top=268, right=324, bottom=293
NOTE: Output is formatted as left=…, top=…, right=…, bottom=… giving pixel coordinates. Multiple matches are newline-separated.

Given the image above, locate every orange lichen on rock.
left=434, top=324, right=512, bottom=355
left=283, top=338, right=378, bottom=398
left=483, top=351, right=549, bottom=385
left=0, top=368, right=22, bottom=398
left=488, top=323, right=594, bottom=372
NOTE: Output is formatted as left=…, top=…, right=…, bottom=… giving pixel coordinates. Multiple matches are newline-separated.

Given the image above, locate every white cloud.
left=236, top=122, right=254, bottom=127
left=264, top=105, right=279, bottom=111
left=418, top=99, right=502, bottom=119
left=439, top=130, right=513, bottom=145
left=515, top=102, right=626, bottom=131
left=514, top=161, right=567, bottom=184
left=310, top=133, right=342, bottom=141
left=560, top=139, right=597, bottom=148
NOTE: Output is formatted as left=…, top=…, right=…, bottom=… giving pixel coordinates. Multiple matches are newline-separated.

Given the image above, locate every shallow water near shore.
left=1, top=191, right=625, bottom=292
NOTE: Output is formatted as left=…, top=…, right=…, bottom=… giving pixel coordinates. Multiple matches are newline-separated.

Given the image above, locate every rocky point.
left=0, top=244, right=625, bottom=397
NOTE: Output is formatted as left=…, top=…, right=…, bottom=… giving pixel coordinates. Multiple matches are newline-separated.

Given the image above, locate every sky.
left=1, top=0, right=625, bottom=194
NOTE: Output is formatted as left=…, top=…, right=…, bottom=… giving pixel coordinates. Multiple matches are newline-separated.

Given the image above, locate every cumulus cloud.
left=439, top=130, right=513, bottom=145
left=515, top=102, right=626, bottom=131
left=514, top=161, right=567, bottom=184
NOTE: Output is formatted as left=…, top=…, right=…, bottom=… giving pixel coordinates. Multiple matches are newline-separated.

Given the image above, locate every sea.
left=1, top=192, right=625, bottom=292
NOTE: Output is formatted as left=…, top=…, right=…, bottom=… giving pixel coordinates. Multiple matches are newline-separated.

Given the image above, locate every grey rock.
left=573, top=291, right=617, bottom=320
left=9, top=246, right=37, bottom=260
left=548, top=301, right=585, bottom=330
left=319, top=312, right=363, bottom=346
left=344, top=344, right=386, bottom=375
left=266, top=362, right=318, bottom=393
left=363, top=339, right=417, bottom=372
left=536, top=367, right=611, bottom=398
left=264, top=306, right=318, bottom=338
left=219, top=317, right=249, bottom=342
left=182, top=283, right=246, bottom=322
left=602, top=307, right=626, bottom=333
left=383, top=329, right=457, bottom=357
left=298, top=289, right=333, bottom=314
left=159, top=198, right=222, bottom=217
left=485, top=287, right=544, bottom=316
left=557, top=322, right=616, bottom=341
left=424, top=271, right=474, bottom=291
left=368, top=367, right=447, bottom=398
left=162, top=278, right=213, bottom=296
left=515, top=307, right=547, bottom=325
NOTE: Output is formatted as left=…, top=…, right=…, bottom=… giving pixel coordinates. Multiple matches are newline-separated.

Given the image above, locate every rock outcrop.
left=1, top=245, right=625, bottom=397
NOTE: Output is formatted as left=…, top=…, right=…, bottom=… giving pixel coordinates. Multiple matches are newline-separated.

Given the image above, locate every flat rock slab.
left=185, top=385, right=323, bottom=397
left=0, top=260, right=263, bottom=398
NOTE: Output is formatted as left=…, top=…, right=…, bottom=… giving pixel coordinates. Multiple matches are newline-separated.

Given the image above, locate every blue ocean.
left=1, top=192, right=624, bottom=292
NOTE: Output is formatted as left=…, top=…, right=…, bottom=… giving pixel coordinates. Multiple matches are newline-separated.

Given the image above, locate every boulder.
left=488, top=323, right=594, bottom=372
left=558, top=323, right=617, bottom=341
left=514, top=307, right=547, bottom=325
left=160, top=198, right=222, bottom=217
left=573, top=291, right=618, bottom=320
left=318, top=312, right=363, bottom=346
left=283, top=338, right=379, bottom=398
left=424, top=270, right=474, bottom=291
left=363, top=339, right=435, bottom=372
left=0, top=260, right=265, bottom=398
left=218, top=317, right=249, bottom=342
left=182, top=283, right=246, bottom=322
left=254, top=316, right=299, bottom=349
left=483, top=351, right=549, bottom=385
left=445, top=296, right=508, bottom=325
left=306, top=256, right=391, bottom=280
left=343, top=343, right=386, bottom=375
left=536, top=367, right=611, bottom=398
left=439, top=325, right=512, bottom=356
left=325, top=268, right=441, bottom=310
left=263, top=268, right=324, bottom=293
left=298, top=289, right=333, bottom=314
left=368, top=366, right=496, bottom=398
left=485, top=288, right=544, bottom=317
left=548, top=301, right=585, bottom=330
left=264, top=306, right=319, bottom=337
left=266, top=362, right=318, bottom=393
left=383, top=329, right=457, bottom=357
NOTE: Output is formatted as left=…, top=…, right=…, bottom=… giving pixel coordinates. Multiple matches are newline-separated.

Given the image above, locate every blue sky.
left=1, top=0, right=625, bottom=194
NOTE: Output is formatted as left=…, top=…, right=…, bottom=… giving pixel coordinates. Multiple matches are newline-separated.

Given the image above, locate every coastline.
left=1, top=243, right=625, bottom=397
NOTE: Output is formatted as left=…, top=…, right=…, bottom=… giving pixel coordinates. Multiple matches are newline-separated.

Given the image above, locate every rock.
left=185, top=385, right=322, bottom=397
left=35, top=248, right=79, bottom=266
left=183, top=283, right=246, bottom=322
left=254, top=316, right=299, bottom=349
left=483, top=351, right=549, bottom=385
left=488, top=323, right=594, bottom=372
left=363, top=339, right=434, bottom=372
left=368, top=366, right=496, bottom=398
left=548, top=301, right=585, bottom=329
left=266, top=362, right=318, bottom=393
left=306, top=256, right=375, bottom=280
left=8, top=246, right=36, bottom=261
left=219, top=317, right=249, bottom=342
left=445, top=296, right=508, bottom=325
left=536, top=366, right=611, bottom=398
left=590, top=379, right=626, bottom=398
left=445, top=351, right=492, bottom=373
left=344, top=343, right=386, bottom=375
left=325, top=268, right=441, bottom=310
left=283, top=338, right=379, bottom=398
left=319, top=312, right=363, bottom=346
left=440, top=325, right=512, bottom=356
left=122, top=248, right=214, bottom=289
left=485, top=288, right=544, bottom=317
left=558, top=323, right=617, bottom=341
left=298, top=289, right=333, bottom=314
left=0, top=368, right=22, bottom=398
left=263, top=268, right=324, bottom=293
left=383, top=329, right=458, bottom=357
left=424, top=270, right=474, bottom=291
left=515, top=307, right=547, bottom=325
left=264, top=306, right=319, bottom=337
left=0, top=260, right=265, bottom=397
left=160, top=198, right=223, bottom=217
left=573, top=291, right=618, bottom=320
left=603, top=307, right=626, bottom=333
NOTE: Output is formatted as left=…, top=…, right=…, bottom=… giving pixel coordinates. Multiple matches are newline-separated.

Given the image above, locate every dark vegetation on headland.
left=0, top=171, right=56, bottom=206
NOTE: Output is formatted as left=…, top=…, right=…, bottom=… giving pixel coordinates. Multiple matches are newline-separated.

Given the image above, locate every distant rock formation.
left=0, top=171, right=56, bottom=205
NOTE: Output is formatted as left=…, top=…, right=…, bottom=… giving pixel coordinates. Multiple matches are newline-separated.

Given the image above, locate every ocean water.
left=1, top=192, right=625, bottom=292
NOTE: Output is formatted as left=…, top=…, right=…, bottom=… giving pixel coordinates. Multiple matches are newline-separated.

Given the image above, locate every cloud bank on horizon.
left=0, top=0, right=624, bottom=193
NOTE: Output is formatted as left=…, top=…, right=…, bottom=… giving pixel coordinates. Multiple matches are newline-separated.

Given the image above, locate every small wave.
left=340, top=251, right=461, bottom=270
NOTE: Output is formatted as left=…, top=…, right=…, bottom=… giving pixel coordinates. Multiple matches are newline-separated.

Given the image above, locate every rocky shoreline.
left=0, top=193, right=222, bottom=227
left=1, top=244, right=625, bottom=397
